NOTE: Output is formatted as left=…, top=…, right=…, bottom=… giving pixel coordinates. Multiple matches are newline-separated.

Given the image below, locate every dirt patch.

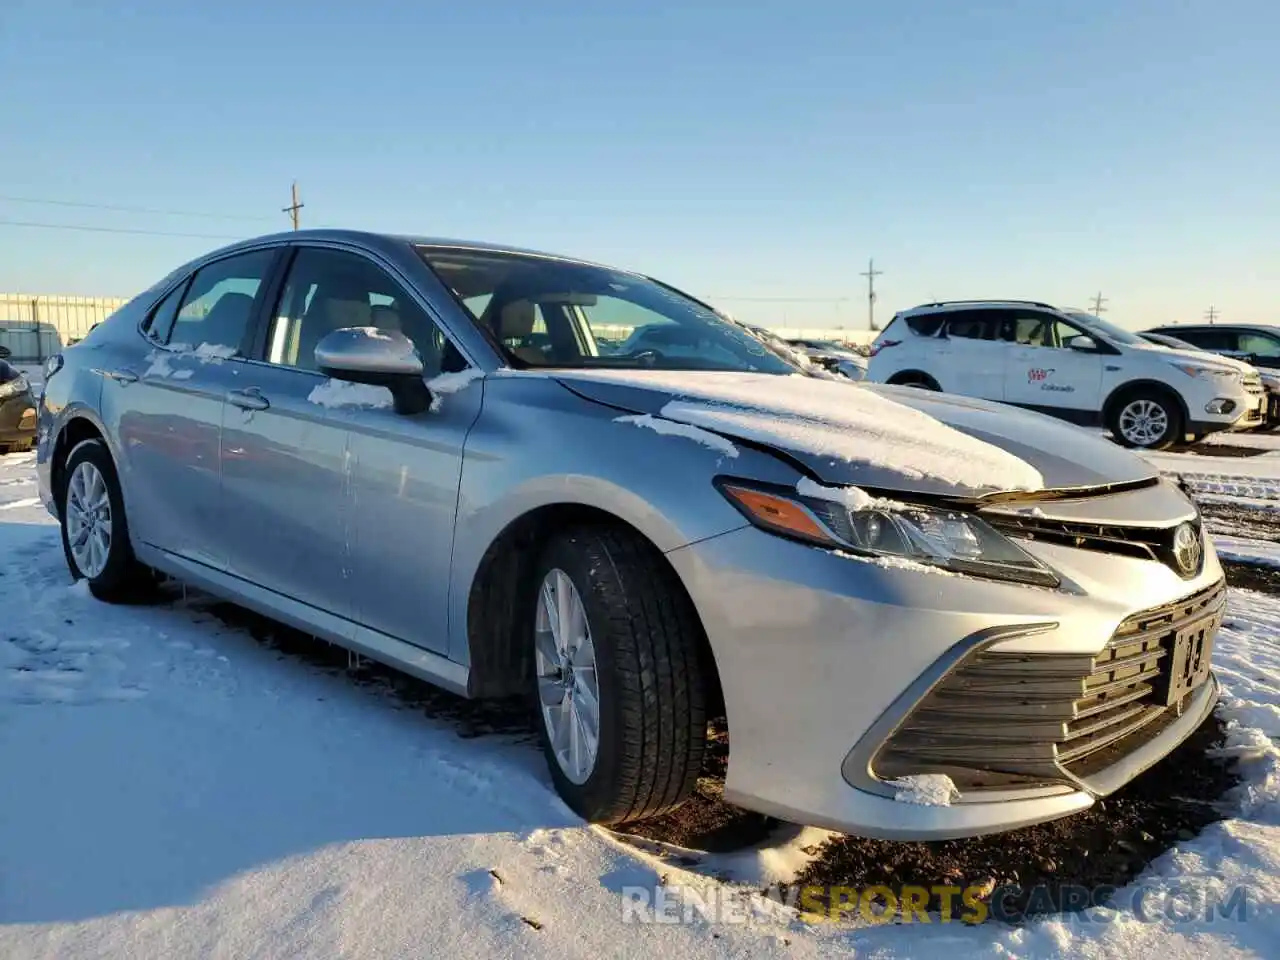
left=790, top=713, right=1239, bottom=922
left=611, top=719, right=782, bottom=854
left=1222, top=559, right=1280, bottom=595
left=1177, top=441, right=1274, bottom=458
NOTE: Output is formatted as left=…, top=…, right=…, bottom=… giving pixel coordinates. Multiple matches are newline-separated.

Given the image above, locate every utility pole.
left=1090, top=291, right=1108, bottom=316
left=1205, top=305, right=1219, bottom=324
left=282, top=181, right=303, bottom=230
left=860, top=257, right=883, bottom=331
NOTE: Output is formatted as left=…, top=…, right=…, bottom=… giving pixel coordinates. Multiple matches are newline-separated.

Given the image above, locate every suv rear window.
left=904, top=315, right=945, bottom=336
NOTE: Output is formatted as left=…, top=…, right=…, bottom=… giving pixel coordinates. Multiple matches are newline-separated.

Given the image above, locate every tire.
left=529, top=525, right=707, bottom=825
left=1108, top=390, right=1183, bottom=450
left=58, top=439, right=155, bottom=602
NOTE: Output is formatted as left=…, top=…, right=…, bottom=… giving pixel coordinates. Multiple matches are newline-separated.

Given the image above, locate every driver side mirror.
left=1068, top=335, right=1098, bottom=352
left=314, top=327, right=431, bottom=415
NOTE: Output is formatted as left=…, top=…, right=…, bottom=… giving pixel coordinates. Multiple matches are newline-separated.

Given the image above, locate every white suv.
left=867, top=300, right=1264, bottom=449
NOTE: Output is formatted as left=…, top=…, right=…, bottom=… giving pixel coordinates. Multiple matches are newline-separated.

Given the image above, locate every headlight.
left=717, top=479, right=1060, bottom=588
left=0, top=374, right=29, bottom=399
left=1170, top=362, right=1239, bottom=382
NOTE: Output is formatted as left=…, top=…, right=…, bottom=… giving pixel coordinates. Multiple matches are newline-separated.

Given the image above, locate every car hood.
left=551, top=370, right=1158, bottom=499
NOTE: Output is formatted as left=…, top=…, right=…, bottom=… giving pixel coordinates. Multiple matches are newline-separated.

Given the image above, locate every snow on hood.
left=552, top=370, right=1158, bottom=498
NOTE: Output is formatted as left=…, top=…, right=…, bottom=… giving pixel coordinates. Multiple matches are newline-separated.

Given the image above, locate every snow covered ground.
left=2, top=438, right=1280, bottom=958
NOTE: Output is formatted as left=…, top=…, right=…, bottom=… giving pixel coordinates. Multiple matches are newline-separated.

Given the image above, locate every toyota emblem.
left=1172, top=523, right=1202, bottom=577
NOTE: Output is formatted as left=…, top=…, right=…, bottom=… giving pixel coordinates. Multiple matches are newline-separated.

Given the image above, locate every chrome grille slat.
left=872, top=581, right=1225, bottom=792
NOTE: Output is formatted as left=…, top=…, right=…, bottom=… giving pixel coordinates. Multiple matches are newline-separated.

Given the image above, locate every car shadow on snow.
left=0, top=547, right=589, bottom=925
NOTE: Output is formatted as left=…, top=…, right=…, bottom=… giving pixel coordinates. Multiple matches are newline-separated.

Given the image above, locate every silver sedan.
left=36, top=230, right=1222, bottom=839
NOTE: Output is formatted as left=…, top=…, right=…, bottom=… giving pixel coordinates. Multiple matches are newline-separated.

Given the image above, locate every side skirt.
left=134, top=542, right=471, bottom=697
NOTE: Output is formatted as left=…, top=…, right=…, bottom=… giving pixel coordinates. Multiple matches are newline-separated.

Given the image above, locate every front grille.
left=985, top=514, right=1202, bottom=577
left=872, top=581, right=1225, bottom=793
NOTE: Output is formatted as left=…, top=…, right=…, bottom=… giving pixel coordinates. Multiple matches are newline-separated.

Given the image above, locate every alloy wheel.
left=1119, top=399, right=1169, bottom=447
left=534, top=568, right=600, bottom=785
left=65, top=460, right=113, bottom=579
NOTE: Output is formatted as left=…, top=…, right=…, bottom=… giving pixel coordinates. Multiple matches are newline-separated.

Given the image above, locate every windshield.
left=1066, top=312, right=1145, bottom=347
left=417, top=247, right=796, bottom=374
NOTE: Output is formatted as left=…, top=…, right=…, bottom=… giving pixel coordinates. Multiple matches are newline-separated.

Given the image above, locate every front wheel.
left=1109, top=393, right=1182, bottom=450
left=58, top=439, right=155, bottom=601
left=530, top=526, right=708, bottom=825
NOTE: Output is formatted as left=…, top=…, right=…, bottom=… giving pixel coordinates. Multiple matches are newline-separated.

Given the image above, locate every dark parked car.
left=1144, top=324, right=1280, bottom=428
left=0, top=357, right=38, bottom=454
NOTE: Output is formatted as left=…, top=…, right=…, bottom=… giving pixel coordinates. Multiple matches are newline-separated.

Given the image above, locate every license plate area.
left=1161, top=610, right=1220, bottom=706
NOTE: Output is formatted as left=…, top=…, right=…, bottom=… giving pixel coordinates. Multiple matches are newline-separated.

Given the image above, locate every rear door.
left=1002, top=311, right=1104, bottom=415
left=931, top=309, right=1008, bottom=400
left=104, top=248, right=281, bottom=570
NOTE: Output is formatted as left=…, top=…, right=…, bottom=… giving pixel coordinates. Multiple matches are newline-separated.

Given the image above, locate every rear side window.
left=165, top=250, right=276, bottom=352
left=1239, top=332, right=1280, bottom=358
left=144, top=282, right=189, bottom=342
left=904, top=315, right=946, bottom=336
left=944, top=311, right=1003, bottom=340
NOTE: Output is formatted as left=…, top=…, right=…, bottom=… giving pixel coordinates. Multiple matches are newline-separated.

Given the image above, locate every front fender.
left=445, top=374, right=800, bottom=664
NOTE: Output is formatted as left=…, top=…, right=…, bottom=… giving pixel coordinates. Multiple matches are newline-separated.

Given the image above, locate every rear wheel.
left=58, top=439, right=156, bottom=601
left=1109, top=391, right=1182, bottom=450
left=530, top=525, right=707, bottom=825
left=887, top=372, right=941, bottom=391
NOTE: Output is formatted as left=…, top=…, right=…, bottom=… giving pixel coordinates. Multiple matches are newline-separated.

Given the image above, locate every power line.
left=1205, top=305, right=1219, bottom=324
left=0, top=193, right=275, bottom=223
left=0, top=218, right=245, bottom=240
left=1090, top=291, right=1108, bottom=316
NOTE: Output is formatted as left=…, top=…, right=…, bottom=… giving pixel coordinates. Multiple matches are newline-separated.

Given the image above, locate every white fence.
left=0, top=294, right=129, bottom=362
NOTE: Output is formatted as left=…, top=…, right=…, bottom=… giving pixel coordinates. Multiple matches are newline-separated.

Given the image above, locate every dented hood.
left=551, top=370, right=1158, bottom=499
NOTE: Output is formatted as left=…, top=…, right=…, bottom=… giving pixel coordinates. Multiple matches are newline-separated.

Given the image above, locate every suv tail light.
left=869, top=339, right=901, bottom=357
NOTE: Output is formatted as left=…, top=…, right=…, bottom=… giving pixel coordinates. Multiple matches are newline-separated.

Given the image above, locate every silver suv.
left=36, top=232, right=1222, bottom=839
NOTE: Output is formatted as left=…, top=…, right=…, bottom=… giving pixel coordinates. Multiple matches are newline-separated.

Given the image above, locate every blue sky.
left=1, top=0, right=1276, bottom=329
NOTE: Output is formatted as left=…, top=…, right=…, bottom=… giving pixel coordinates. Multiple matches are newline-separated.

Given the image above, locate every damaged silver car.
left=36, top=231, right=1222, bottom=838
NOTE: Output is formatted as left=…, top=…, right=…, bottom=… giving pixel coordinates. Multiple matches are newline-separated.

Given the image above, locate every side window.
left=264, top=248, right=462, bottom=376
left=1175, top=329, right=1236, bottom=351
left=945, top=311, right=1000, bottom=341
left=167, top=250, right=275, bottom=352
left=144, top=282, right=188, bottom=343
left=1239, top=332, right=1280, bottom=358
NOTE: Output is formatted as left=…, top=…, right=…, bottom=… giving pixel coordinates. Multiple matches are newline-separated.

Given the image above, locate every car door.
left=931, top=310, right=1008, bottom=400
left=1002, top=312, right=1104, bottom=416
left=228, top=245, right=482, bottom=653
left=103, top=247, right=280, bottom=571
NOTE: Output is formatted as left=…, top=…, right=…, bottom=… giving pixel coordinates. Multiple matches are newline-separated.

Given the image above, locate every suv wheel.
left=58, top=439, right=156, bottom=601
left=1109, top=392, right=1182, bottom=450
left=530, top=525, right=707, bottom=824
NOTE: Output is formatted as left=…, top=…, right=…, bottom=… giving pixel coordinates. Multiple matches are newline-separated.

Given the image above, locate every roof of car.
left=1147, top=323, right=1280, bottom=334
left=899, top=299, right=1063, bottom=317
left=203, top=229, right=613, bottom=270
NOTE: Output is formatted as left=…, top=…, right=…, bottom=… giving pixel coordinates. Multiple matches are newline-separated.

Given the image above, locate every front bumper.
left=667, top=523, right=1223, bottom=840
left=0, top=393, right=37, bottom=446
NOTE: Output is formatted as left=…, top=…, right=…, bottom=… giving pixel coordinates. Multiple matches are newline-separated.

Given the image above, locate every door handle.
left=227, top=388, right=269, bottom=411
left=102, top=368, right=139, bottom=385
